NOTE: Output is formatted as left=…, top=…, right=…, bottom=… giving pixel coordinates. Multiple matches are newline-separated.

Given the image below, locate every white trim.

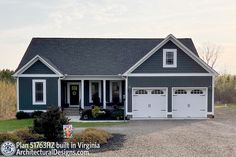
left=16, top=77, right=19, bottom=112
left=17, top=74, right=60, bottom=77
left=123, top=34, right=218, bottom=76
left=32, top=79, right=46, bottom=105
left=58, top=78, right=61, bottom=107
left=13, top=55, right=63, bottom=77
left=207, top=112, right=213, bottom=115
left=131, top=87, right=168, bottom=118
left=171, top=87, right=208, bottom=118
left=64, top=76, right=124, bottom=80
left=81, top=80, right=84, bottom=109
left=125, top=77, right=129, bottom=115
left=163, top=49, right=177, bottom=68
left=127, top=73, right=213, bottom=77
left=212, top=76, right=215, bottom=115
left=109, top=80, right=122, bottom=103
left=131, top=117, right=208, bottom=120
left=19, top=110, right=47, bottom=113
left=67, top=82, right=81, bottom=107
left=89, top=80, right=102, bottom=103
left=103, top=80, right=106, bottom=109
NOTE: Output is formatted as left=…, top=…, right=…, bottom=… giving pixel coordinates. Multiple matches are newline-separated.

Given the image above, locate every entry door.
left=69, top=84, right=80, bottom=106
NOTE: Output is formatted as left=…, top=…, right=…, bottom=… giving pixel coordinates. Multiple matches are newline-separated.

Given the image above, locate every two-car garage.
left=132, top=87, right=208, bottom=119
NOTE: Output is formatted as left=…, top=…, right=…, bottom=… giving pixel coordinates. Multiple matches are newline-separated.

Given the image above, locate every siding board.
left=19, top=77, right=58, bottom=110
left=128, top=76, right=212, bottom=113
left=132, top=41, right=208, bottom=73
left=23, top=60, right=55, bottom=74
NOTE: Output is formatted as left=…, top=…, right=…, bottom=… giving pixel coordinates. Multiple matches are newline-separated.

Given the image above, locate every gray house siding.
left=128, top=76, right=212, bottom=113
left=19, top=77, right=58, bottom=110
left=23, top=60, right=55, bottom=74
left=132, top=41, right=208, bottom=73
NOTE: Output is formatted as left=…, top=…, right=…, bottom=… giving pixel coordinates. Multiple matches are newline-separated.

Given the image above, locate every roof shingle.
left=17, top=38, right=198, bottom=75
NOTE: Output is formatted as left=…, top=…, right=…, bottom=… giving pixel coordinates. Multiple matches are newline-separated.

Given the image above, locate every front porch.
left=60, top=78, right=126, bottom=112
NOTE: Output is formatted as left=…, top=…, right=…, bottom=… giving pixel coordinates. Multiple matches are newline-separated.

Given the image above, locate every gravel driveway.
left=84, top=108, right=236, bottom=157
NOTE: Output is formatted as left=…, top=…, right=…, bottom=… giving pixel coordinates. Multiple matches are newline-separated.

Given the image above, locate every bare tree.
left=199, top=43, right=221, bottom=68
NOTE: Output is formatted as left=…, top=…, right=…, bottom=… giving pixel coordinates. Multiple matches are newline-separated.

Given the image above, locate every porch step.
left=63, top=108, right=80, bottom=116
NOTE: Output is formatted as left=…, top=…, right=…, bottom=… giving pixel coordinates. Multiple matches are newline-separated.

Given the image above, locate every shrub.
left=0, top=132, right=22, bottom=145
left=32, top=107, right=69, bottom=141
left=92, top=106, right=105, bottom=118
left=111, top=109, right=124, bottom=120
left=67, top=128, right=111, bottom=145
left=81, top=109, right=92, bottom=120
left=97, top=109, right=111, bottom=119
left=16, top=111, right=31, bottom=119
left=31, top=111, right=43, bottom=118
left=14, top=129, right=44, bottom=142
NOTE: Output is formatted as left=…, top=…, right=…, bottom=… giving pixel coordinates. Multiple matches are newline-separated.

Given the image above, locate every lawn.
left=0, top=118, right=33, bottom=132
left=215, top=104, right=236, bottom=110
left=0, top=119, right=126, bottom=132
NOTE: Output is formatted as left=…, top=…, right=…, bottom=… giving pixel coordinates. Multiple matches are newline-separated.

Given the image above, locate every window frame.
left=163, top=49, right=177, bottom=68
left=174, top=89, right=187, bottom=94
left=32, top=79, right=46, bottom=105
left=89, top=80, right=101, bottom=103
left=135, top=89, right=148, bottom=94
left=151, top=89, right=164, bottom=94
left=109, top=81, right=122, bottom=103
left=191, top=89, right=203, bottom=94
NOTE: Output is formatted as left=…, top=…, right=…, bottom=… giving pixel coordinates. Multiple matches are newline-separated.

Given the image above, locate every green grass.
left=71, top=122, right=127, bottom=128
left=0, top=118, right=126, bottom=132
left=216, top=104, right=236, bottom=110
left=0, top=118, right=33, bottom=132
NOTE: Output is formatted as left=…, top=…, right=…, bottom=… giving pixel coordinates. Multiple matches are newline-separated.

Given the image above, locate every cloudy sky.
left=0, top=0, right=235, bottom=74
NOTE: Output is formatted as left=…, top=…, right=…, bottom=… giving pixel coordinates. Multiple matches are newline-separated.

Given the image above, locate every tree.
left=0, top=69, right=15, bottom=83
left=198, top=43, right=221, bottom=68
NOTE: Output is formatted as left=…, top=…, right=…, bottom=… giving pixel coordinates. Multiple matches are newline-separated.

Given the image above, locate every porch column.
left=81, top=79, right=84, bottom=109
left=125, top=77, right=128, bottom=115
left=103, top=80, right=106, bottom=109
left=58, top=78, right=61, bottom=107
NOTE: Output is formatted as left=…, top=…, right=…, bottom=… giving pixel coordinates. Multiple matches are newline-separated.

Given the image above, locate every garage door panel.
left=132, top=88, right=167, bottom=118
left=172, top=88, right=207, bottom=118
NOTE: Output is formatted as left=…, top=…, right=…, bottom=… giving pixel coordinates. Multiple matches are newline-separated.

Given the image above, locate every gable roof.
left=13, top=55, right=63, bottom=77
left=16, top=36, right=203, bottom=76
left=124, top=34, right=218, bottom=75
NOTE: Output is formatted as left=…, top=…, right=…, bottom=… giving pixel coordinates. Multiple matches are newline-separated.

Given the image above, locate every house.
left=13, top=34, right=218, bottom=119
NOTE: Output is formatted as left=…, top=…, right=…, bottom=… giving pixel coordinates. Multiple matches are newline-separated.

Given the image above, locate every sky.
left=0, top=0, right=235, bottom=74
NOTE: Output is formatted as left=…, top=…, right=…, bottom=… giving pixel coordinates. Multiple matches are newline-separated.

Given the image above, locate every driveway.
left=85, top=108, right=236, bottom=157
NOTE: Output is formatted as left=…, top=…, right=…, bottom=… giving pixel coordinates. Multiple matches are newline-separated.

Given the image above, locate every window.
left=175, top=89, right=187, bottom=94
left=163, top=49, right=177, bottom=68
left=89, top=81, right=101, bottom=103
left=151, top=89, right=164, bottom=94
left=191, top=89, right=203, bottom=94
left=135, top=90, right=148, bottom=94
left=110, top=81, right=122, bottom=103
left=32, top=80, right=46, bottom=105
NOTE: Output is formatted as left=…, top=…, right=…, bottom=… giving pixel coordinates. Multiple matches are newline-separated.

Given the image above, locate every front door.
left=69, top=84, right=79, bottom=106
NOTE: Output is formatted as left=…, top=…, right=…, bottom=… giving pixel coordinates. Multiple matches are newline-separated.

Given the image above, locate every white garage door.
left=132, top=88, right=167, bottom=118
left=172, top=88, right=207, bottom=118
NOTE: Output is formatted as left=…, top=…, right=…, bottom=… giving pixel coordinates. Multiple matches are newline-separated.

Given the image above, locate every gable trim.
left=127, top=73, right=213, bottom=77
left=13, top=55, right=63, bottom=77
left=123, top=34, right=218, bottom=76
